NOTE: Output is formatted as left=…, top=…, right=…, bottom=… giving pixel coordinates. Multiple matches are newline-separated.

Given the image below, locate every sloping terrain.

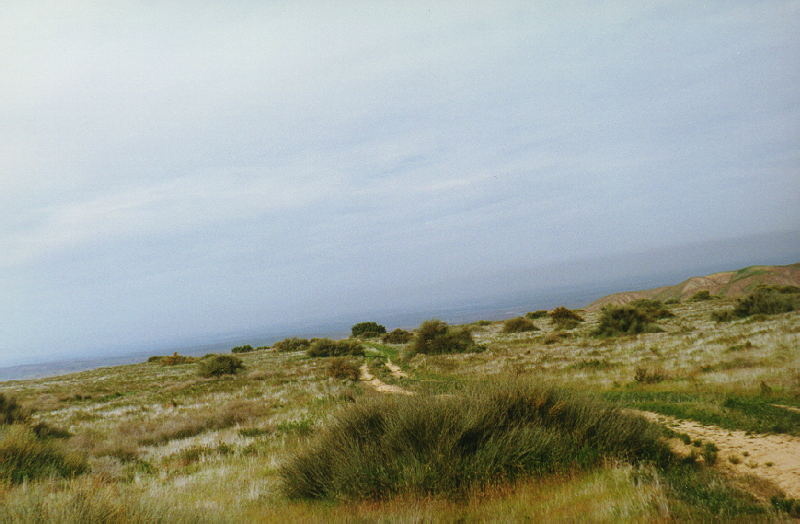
left=587, top=262, right=800, bottom=310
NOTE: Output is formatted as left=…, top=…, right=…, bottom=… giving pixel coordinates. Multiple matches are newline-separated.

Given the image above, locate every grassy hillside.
left=1, top=288, right=799, bottom=521
left=588, top=262, right=800, bottom=310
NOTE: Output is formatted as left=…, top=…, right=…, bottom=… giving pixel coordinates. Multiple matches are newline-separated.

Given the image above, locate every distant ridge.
left=586, top=262, right=800, bottom=310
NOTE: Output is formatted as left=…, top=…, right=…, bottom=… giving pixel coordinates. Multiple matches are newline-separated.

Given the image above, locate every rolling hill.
left=586, top=262, right=800, bottom=310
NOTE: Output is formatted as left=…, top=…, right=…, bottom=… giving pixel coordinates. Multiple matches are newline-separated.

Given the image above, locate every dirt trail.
left=772, top=404, right=800, bottom=415
left=359, top=363, right=414, bottom=395
left=640, top=411, right=800, bottom=499
left=385, top=359, right=408, bottom=379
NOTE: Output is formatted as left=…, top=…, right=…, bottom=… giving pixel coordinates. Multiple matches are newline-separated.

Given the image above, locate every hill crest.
left=586, top=262, right=800, bottom=310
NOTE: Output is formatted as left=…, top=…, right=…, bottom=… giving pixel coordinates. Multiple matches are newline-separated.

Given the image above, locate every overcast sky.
left=2, top=1, right=799, bottom=367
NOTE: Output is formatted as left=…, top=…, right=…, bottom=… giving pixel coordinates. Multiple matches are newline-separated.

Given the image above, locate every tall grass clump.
left=502, top=317, right=540, bottom=333
left=593, top=306, right=663, bottom=337
left=0, top=393, right=27, bottom=424
left=307, top=338, right=365, bottom=357
left=197, top=355, right=244, bottom=377
left=0, top=425, right=86, bottom=483
left=280, top=380, right=673, bottom=500
left=525, top=310, right=548, bottom=319
left=409, top=319, right=477, bottom=355
left=549, top=307, right=583, bottom=329
left=231, top=344, right=254, bottom=353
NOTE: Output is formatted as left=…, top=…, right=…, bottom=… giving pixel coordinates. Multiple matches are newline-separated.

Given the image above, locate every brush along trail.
left=641, top=411, right=800, bottom=499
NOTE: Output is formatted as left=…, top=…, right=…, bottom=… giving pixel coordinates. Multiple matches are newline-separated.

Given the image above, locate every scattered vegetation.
left=351, top=322, right=387, bottom=338
left=634, top=366, right=669, bottom=384
left=502, top=316, right=540, bottom=333
left=197, top=355, right=244, bottom=377
left=307, top=338, right=365, bottom=357
left=381, top=328, right=413, bottom=344
left=409, top=319, right=477, bottom=355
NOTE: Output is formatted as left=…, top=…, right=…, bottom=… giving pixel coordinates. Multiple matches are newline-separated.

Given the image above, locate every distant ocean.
left=0, top=265, right=737, bottom=383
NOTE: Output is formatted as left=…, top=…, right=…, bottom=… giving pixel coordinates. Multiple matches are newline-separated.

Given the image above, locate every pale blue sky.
left=1, top=1, right=799, bottom=366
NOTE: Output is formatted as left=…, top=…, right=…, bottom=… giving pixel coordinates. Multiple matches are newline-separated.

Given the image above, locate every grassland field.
left=1, top=295, right=799, bottom=522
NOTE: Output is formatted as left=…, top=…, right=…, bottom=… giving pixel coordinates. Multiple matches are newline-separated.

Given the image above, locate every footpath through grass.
left=603, top=390, right=800, bottom=436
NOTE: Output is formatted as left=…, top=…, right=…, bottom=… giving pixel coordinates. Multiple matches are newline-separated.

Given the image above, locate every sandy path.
left=359, top=363, right=414, bottom=395
left=385, top=359, right=408, bottom=379
left=640, top=411, right=800, bottom=499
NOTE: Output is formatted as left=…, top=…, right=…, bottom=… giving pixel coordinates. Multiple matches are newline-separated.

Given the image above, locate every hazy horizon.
left=2, top=2, right=799, bottom=368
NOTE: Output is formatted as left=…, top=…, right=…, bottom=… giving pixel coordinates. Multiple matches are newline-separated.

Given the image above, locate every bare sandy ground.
left=640, top=411, right=800, bottom=499
left=384, top=359, right=408, bottom=379
left=359, top=363, right=414, bottom=395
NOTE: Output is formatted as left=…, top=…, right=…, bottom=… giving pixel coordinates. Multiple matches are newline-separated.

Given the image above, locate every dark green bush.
left=594, top=306, right=662, bottom=337
left=732, top=285, right=799, bottom=318
left=409, top=319, right=476, bottom=355
left=0, top=394, right=27, bottom=425
left=549, top=307, right=584, bottom=329
left=690, top=290, right=714, bottom=301
left=381, top=328, right=413, bottom=344
left=198, top=355, right=244, bottom=377
left=711, top=309, right=736, bottom=322
left=307, top=338, right=364, bottom=358
left=630, top=299, right=675, bottom=320
left=273, top=337, right=312, bottom=352
left=525, top=310, right=548, bottom=319
left=280, top=380, right=673, bottom=500
left=502, top=317, right=540, bottom=333
left=0, top=425, right=87, bottom=484
left=326, top=358, right=361, bottom=381
left=231, top=344, right=254, bottom=353
left=147, top=355, right=163, bottom=363
left=351, top=322, right=387, bottom=338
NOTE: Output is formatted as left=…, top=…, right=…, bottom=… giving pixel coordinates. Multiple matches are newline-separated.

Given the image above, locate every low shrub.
left=381, top=328, right=413, bottom=344
left=327, top=358, right=361, bottom=381
left=711, top=309, right=736, bottom=322
left=0, top=425, right=87, bottom=483
left=198, top=355, right=244, bottom=377
left=351, top=322, right=386, bottom=339
left=307, top=338, right=365, bottom=358
left=634, top=366, right=669, bottom=384
left=732, top=285, right=799, bottom=318
left=689, top=290, right=714, bottom=301
left=147, top=355, right=163, bottom=363
left=630, top=299, right=675, bottom=320
left=409, top=319, right=477, bottom=355
left=502, top=317, right=540, bottom=333
left=159, top=353, right=197, bottom=366
left=0, top=393, right=27, bottom=425
left=525, top=310, right=548, bottom=319
left=231, top=344, right=254, bottom=353
left=280, top=380, right=673, bottom=500
left=273, top=337, right=312, bottom=352
left=549, top=307, right=583, bottom=329
left=593, top=306, right=662, bottom=337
